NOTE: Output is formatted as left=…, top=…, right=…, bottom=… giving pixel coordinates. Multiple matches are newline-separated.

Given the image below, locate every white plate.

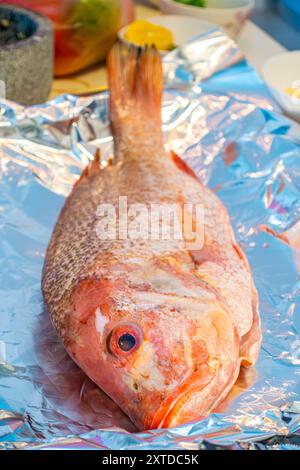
left=159, top=0, right=253, bottom=38
left=118, top=14, right=219, bottom=53
left=261, top=51, right=300, bottom=122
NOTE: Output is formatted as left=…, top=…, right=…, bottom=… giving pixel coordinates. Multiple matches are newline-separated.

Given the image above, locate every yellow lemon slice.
left=124, top=20, right=175, bottom=51
left=285, top=85, right=300, bottom=100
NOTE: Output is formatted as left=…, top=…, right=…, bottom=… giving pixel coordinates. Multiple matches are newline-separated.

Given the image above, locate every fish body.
left=42, top=45, right=261, bottom=430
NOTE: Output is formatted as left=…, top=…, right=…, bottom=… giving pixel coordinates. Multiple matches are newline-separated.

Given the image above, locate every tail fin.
left=107, top=43, right=163, bottom=136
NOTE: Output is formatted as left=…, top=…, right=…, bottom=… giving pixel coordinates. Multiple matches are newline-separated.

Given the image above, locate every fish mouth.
left=150, top=362, right=217, bottom=429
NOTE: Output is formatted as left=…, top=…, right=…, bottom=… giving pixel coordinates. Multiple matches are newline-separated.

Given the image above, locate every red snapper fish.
left=42, top=44, right=261, bottom=430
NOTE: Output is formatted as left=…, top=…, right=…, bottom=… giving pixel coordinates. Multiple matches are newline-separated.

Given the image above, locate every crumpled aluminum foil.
left=1, top=29, right=300, bottom=450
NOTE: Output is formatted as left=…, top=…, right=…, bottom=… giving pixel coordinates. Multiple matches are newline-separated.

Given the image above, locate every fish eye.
left=118, top=333, right=136, bottom=352
left=107, top=322, right=142, bottom=357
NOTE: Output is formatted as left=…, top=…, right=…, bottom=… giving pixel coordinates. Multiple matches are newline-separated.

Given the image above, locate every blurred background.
left=0, top=0, right=299, bottom=108
left=252, top=0, right=300, bottom=49
left=1, top=0, right=299, bottom=77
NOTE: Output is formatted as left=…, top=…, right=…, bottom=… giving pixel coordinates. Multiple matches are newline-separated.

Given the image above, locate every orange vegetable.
left=4, top=0, right=134, bottom=76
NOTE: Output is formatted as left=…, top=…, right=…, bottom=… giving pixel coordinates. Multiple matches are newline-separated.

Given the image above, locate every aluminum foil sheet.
left=1, top=29, right=300, bottom=450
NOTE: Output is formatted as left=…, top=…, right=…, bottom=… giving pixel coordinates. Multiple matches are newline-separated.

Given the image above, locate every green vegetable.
left=69, top=0, right=120, bottom=34
left=174, top=0, right=206, bottom=6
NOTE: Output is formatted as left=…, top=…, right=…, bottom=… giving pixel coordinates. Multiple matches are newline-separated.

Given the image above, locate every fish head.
left=67, top=275, right=239, bottom=430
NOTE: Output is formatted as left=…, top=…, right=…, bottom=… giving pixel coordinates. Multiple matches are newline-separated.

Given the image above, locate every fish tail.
left=107, top=42, right=163, bottom=139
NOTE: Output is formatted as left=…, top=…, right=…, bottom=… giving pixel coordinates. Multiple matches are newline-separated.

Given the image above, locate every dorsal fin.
left=73, top=149, right=101, bottom=189
left=170, top=151, right=200, bottom=182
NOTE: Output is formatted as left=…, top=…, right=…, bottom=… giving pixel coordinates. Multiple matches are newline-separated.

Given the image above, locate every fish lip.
left=150, top=363, right=216, bottom=429
left=150, top=390, right=188, bottom=430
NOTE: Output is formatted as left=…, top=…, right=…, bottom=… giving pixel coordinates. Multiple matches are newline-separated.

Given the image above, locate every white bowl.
left=159, top=0, right=254, bottom=38
left=118, top=15, right=219, bottom=54
left=261, top=51, right=300, bottom=122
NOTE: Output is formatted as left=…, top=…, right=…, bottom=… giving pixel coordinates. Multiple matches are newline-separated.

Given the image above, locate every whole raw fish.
left=42, top=44, right=261, bottom=430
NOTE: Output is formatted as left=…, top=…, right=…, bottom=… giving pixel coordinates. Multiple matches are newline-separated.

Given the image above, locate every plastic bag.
left=2, top=0, right=134, bottom=76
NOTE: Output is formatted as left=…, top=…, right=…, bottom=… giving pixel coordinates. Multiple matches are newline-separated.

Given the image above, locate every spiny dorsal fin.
left=73, top=148, right=101, bottom=189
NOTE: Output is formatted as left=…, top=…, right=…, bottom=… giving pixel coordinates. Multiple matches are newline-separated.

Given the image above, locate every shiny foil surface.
left=1, top=30, right=300, bottom=450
